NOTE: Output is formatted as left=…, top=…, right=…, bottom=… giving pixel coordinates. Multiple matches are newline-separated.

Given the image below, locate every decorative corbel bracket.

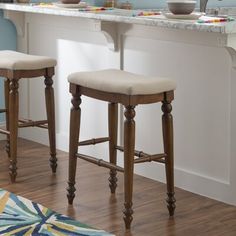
left=225, top=34, right=236, bottom=69
left=93, top=20, right=118, bottom=51
left=3, top=10, right=25, bottom=36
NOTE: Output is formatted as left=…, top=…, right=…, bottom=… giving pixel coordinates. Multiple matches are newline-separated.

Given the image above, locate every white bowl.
left=167, top=1, right=196, bottom=15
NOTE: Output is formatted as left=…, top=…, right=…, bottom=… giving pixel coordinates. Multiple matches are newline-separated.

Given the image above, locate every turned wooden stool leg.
left=67, top=85, right=81, bottom=204
left=108, top=102, right=118, bottom=194
left=4, top=79, right=10, bottom=158
left=9, top=79, right=19, bottom=183
left=44, top=74, right=57, bottom=173
left=123, top=105, right=135, bottom=230
left=162, top=97, right=176, bottom=216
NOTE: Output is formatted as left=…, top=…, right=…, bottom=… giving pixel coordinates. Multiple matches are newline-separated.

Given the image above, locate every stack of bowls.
left=167, top=0, right=196, bottom=15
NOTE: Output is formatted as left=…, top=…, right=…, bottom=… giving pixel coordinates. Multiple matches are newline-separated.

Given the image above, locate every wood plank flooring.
left=0, top=139, right=236, bottom=235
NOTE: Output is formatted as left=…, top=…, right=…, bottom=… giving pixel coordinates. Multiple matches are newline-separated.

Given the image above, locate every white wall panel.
left=122, top=35, right=232, bottom=194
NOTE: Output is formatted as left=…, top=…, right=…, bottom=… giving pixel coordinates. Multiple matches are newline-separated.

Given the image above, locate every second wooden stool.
left=0, top=50, right=57, bottom=182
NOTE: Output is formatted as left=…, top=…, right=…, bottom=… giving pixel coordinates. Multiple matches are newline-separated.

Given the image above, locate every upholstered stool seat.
left=0, top=50, right=57, bottom=183
left=67, top=69, right=176, bottom=230
left=68, top=69, right=176, bottom=95
left=0, top=50, right=56, bottom=70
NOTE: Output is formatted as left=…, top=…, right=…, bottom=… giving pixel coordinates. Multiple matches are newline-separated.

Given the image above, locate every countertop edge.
left=0, top=3, right=235, bottom=34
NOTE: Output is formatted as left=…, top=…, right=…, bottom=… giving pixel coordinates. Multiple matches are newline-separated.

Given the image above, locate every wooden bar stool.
left=0, top=50, right=57, bottom=182
left=66, top=69, right=176, bottom=230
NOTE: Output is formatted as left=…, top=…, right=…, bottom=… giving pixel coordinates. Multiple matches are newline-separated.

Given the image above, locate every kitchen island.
left=0, top=3, right=236, bottom=206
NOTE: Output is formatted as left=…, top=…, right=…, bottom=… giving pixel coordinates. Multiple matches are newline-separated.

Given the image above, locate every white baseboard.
left=174, top=167, right=233, bottom=204
left=19, top=128, right=236, bottom=206
left=133, top=160, right=234, bottom=205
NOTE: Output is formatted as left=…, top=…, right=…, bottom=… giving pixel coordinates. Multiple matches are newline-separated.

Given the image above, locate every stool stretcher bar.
left=116, top=145, right=166, bottom=164
left=78, top=137, right=110, bottom=146
left=18, top=119, right=48, bottom=129
left=134, top=154, right=166, bottom=164
left=76, top=153, right=124, bottom=172
left=0, top=128, right=10, bottom=135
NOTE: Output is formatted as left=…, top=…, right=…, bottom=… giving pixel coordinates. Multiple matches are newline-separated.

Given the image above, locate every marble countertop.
left=1, top=3, right=236, bottom=34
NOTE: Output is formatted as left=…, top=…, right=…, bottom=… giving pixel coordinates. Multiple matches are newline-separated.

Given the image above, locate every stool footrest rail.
left=18, top=118, right=48, bottom=129
left=76, top=153, right=124, bottom=172
left=78, top=137, right=110, bottom=146
left=116, top=145, right=166, bottom=164
left=0, top=128, right=10, bottom=135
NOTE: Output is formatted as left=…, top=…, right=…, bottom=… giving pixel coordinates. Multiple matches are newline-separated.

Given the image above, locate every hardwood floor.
left=0, top=139, right=236, bottom=235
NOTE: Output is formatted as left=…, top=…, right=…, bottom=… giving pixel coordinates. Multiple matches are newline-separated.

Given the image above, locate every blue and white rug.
left=0, top=188, right=114, bottom=236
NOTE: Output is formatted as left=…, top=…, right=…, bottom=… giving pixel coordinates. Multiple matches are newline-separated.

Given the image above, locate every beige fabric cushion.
left=68, top=69, right=176, bottom=95
left=0, top=50, right=57, bottom=70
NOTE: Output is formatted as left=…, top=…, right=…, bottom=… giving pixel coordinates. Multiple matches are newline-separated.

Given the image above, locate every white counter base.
left=1, top=5, right=236, bottom=206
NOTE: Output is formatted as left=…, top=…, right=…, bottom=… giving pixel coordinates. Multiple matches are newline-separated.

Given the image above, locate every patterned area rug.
left=0, top=188, right=114, bottom=236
